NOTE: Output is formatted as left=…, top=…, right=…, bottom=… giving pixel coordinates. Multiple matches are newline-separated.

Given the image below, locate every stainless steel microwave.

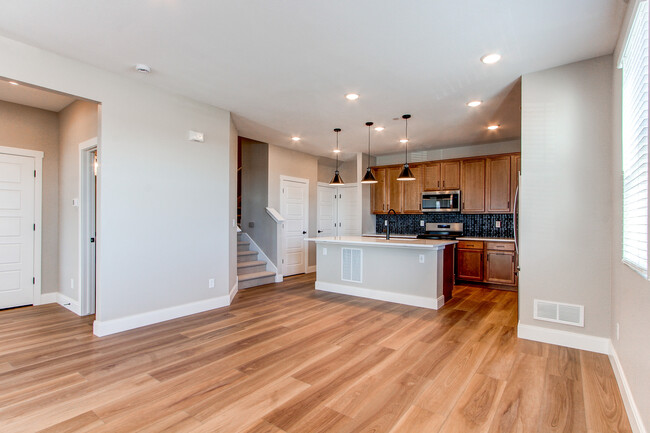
left=422, top=190, right=461, bottom=212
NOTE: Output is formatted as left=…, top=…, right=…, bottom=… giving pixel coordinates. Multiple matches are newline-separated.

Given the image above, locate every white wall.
left=520, top=56, right=613, bottom=338
left=609, top=0, right=650, bottom=428
left=229, top=117, right=238, bottom=294
left=0, top=35, right=236, bottom=328
left=0, top=100, right=59, bottom=294
left=58, top=100, right=99, bottom=300
left=375, top=139, right=521, bottom=165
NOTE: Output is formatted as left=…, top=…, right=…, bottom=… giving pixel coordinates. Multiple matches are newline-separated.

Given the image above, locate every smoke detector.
left=135, top=64, right=151, bottom=74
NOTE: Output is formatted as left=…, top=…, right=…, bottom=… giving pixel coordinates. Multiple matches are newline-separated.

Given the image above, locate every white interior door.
left=317, top=184, right=337, bottom=237
left=0, top=154, right=35, bottom=309
left=338, top=184, right=361, bottom=236
left=281, top=178, right=308, bottom=276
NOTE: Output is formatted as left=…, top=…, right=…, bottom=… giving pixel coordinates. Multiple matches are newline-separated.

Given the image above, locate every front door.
left=0, top=153, right=35, bottom=309
left=281, top=178, right=308, bottom=276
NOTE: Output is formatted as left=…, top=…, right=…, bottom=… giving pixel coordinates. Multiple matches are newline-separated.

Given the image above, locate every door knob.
left=302, top=231, right=307, bottom=234
left=317, top=230, right=323, bottom=233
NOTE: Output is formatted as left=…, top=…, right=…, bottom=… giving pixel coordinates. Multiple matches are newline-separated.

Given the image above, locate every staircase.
left=237, top=232, right=277, bottom=289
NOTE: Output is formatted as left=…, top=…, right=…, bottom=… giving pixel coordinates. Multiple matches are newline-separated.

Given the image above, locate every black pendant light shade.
left=397, top=114, right=415, bottom=181
left=329, top=128, right=345, bottom=185
left=361, top=121, right=378, bottom=184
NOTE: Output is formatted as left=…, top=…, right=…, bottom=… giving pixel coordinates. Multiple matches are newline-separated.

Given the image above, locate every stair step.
left=238, top=271, right=276, bottom=283
left=237, top=260, right=265, bottom=268
left=237, top=260, right=267, bottom=275
left=237, top=241, right=249, bottom=246
left=237, top=250, right=258, bottom=262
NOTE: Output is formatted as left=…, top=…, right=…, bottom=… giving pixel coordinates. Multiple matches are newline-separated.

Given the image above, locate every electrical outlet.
left=208, top=278, right=215, bottom=289
left=70, top=278, right=74, bottom=289
left=323, top=247, right=327, bottom=256
left=384, top=220, right=388, bottom=226
left=419, top=254, right=425, bottom=263
left=616, top=322, right=620, bottom=340
left=495, top=220, right=501, bottom=228
left=420, top=220, right=425, bottom=227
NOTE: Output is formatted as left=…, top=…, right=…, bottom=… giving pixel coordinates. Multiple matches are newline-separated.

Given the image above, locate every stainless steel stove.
left=416, top=222, right=463, bottom=240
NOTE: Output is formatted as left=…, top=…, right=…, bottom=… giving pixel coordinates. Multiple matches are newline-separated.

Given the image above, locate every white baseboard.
left=275, top=274, right=283, bottom=283
left=315, top=281, right=442, bottom=310
left=609, top=342, right=647, bottom=433
left=36, top=292, right=57, bottom=305
left=57, top=293, right=81, bottom=315
left=517, top=322, right=610, bottom=354
left=306, top=265, right=316, bottom=274
left=93, top=294, right=230, bottom=337
left=435, top=295, right=445, bottom=309
left=229, top=282, right=238, bottom=303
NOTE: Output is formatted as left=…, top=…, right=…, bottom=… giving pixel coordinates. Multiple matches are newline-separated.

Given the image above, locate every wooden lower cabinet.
left=456, top=240, right=517, bottom=288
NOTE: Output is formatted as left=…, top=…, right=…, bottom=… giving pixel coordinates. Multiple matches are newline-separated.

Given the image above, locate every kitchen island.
left=307, top=236, right=457, bottom=309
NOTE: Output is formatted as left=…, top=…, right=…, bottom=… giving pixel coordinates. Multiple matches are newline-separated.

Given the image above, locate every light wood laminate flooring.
left=0, top=274, right=632, bottom=432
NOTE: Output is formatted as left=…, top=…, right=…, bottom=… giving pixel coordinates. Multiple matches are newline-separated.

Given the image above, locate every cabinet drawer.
left=486, top=242, right=515, bottom=251
left=457, top=241, right=484, bottom=250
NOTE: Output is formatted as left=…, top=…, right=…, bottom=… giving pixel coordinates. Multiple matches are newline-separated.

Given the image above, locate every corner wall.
left=520, top=55, right=613, bottom=339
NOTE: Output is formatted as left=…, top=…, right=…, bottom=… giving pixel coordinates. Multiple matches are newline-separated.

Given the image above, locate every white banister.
left=265, top=207, right=285, bottom=222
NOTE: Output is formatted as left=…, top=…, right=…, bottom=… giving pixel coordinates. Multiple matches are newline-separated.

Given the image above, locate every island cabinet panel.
left=456, top=248, right=484, bottom=281
left=485, top=250, right=516, bottom=285
left=423, top=163, right=441, bottom=191
left=371, top=168, right=387, bottom=214
left=441, top=161, right=460, bottom=190
left=387, top=167, right=404, bottom=213
left=461, top=158, right=486, bottom=213
left=403, top=166, right=423, bottom=213
left=486, top=155, right=511, bottom=213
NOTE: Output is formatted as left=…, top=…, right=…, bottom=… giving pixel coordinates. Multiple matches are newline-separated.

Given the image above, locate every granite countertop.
left=363, top=233, right=514, bottom=242
left=307, top=236, right=456, bottom=249
left=362, top=233, right=418, bottom=239
left=457, top=237, right=515, bottom=242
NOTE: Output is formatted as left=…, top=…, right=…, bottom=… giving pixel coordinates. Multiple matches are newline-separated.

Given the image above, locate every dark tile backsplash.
left=375, top=213, right=514, bottom=238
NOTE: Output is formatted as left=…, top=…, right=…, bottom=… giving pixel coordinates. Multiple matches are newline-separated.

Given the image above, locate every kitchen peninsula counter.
left=308, top=236, right=457, bottom=310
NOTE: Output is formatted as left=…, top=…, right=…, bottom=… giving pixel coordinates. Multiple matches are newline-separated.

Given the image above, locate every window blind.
left=622, top=1, right=649, bottom=274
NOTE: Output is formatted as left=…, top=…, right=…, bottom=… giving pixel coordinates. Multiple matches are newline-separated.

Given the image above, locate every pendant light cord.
left=404, top=116, right=408, bottom=165
left=336, top=130, right=339, bottom=171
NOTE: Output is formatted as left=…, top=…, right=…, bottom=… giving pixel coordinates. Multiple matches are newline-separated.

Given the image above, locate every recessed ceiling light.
left=291, top=136, right=301, bottom=141
left=345, top=93, right=359, bottom=101
left=400, top=139, right=409, bottom=143
left=8, top=81, right=19, bottom=86
left=135, top=64, right=151, bottom=73
left=333, top=148, right=341, bottom=153
left=374, top=126, right=385, bottom=132
left=467, top=100, right=482, bottom=107
left=487, top=124, right=500, bottom=130
left=480, top=53, right=501, bottom=64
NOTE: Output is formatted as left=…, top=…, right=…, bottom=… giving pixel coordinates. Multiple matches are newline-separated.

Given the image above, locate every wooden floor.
left=0, top=274, right=632, bottom=433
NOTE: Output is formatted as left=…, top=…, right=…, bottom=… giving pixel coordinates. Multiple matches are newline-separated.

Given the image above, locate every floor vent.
left=534, top=299, right=584, bottom=327
left=341, top=248, right=362, bottom=283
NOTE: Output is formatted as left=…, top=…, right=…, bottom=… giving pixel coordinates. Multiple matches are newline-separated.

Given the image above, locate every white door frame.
left=0, top=145, right=43, bottom=305
left=79, top=138, right=97, bottom=316
left=280, top=175, right=309, bottom=275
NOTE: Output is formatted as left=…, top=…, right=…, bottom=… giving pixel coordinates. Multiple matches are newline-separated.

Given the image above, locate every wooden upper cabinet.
left=403, top=165, right=423, bottom=213
left=423, top=163, right=441, bottom=191
left=441, top=161, right=460, bottom=190
left=370, top=168, right=387, bottom=214
left=486, top=156, right=511, bottom=213
left=387, top=167, right=404, bottom=213
left=461, top=158, right=486, bottom=213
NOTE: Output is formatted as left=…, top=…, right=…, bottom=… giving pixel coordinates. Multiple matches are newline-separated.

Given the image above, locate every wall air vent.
left=341, top=248, right=362, bottom=283
left=534, top=299, right=584, bottom=327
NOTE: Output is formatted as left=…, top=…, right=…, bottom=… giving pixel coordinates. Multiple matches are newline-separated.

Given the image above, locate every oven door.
left=422, top=191, right=461, bottom=212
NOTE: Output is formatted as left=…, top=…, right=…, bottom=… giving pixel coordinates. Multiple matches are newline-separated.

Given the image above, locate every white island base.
left=308, top=236, right=457, bottom=310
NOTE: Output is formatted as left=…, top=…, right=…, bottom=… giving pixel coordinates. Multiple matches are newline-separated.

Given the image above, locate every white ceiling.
left=0, top=79, right=76, bottom=112
left=0, top=1, right=626, bottom=157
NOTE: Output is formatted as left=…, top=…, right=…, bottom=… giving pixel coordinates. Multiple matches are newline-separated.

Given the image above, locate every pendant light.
left=329, top=128, right=345, bottom=185
left=361, top=122, right=378, bottom=184
left=397, top=114, right=415, bottom=181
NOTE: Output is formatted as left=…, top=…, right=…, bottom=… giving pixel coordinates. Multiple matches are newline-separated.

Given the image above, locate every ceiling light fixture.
left=397, top=114, right=415, bottom=182
left=374, top=126, right=384, bottom=132
left=467, top=100, right=482, bottom=107
left=361, top=122, right=378, bottom=184
left=8, top=81, right=19, bottom=86
left=487, top=124, right=500, bottom=130
left=480, top=53, right=501, bottom=64
left=135, top=64, right=151, bottom=73
left=400, top=139, right=409, bottom=143
left=345, top=93, right=359, bottom=101
left=329, top=128, right=345, bottom=185
left=291, top=136, right=301, bottom=141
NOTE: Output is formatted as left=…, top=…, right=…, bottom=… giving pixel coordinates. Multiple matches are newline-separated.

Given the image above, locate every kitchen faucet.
left=386, top=209, right=397, bottom=240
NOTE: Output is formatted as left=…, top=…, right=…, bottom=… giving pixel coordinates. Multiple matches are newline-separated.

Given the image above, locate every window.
left=622, top=1, right=649, bottom=275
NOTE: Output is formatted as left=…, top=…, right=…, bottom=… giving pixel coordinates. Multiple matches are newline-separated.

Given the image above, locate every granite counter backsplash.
left=375, top=213, right=514, bottom=238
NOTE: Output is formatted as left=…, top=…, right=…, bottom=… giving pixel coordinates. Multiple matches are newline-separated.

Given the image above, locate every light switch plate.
left=419, top=254, right=425, bottom=263
left=208, top=278, right=215, bottom=289
left=72, top=198, right=79, bottom=207
left=188, top=130, right=204, bottom=142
